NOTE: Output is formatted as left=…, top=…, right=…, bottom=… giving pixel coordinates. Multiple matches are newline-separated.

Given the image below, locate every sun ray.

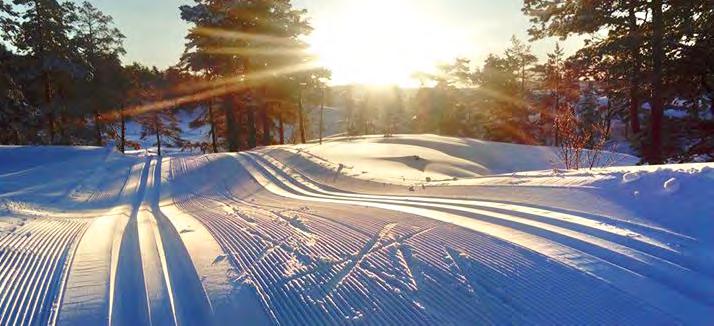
left=194, top=27, right=303, bottom=46
left=112, top=60, right=322, bottom=120
left=202, top=46, right=309, bottom=57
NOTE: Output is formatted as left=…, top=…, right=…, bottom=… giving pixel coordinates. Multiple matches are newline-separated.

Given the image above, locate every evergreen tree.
left=505, top=36, right=537, bottom=96
left=412, top=58, right=474, bottom=136
left=523, top=0, right=714, bottom=162
left=476, top=54, right=516, bottom=141
left=189, top=99, right=225, bottom=153
left=73, top=1, right=125, bottom=146
left=134, top=67, right=184, bottom=156
left=475, top=51, right=534, bottom=143
left=534, top=42, right=568, bottom=144
left=180, top=0, right=324, bottom=150
left=181, top=1, right=246, bottom=151
left=10, top=0, right=78, bottom=144
left=0, top=43, right=40, bottom=144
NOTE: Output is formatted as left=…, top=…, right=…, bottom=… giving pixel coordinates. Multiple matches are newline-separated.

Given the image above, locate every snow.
left=622, top=171, right=642, bottom=183
left=268, top=134, right=638, bottom=185
left=0, top=134, right=712, bottom=324
left=663, top=177, right=680, bottom=193
left=664, top=108, right=688, bottom=119
left=124, top=109, right=210, bottom=151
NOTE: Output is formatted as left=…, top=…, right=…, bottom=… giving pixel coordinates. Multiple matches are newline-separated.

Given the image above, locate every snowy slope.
left=267, top=134, right=638, bottom=184
left=0, top=135, right=712, bottom=325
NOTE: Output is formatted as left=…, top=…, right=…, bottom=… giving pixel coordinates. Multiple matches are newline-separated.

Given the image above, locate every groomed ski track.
left=0, top=149, right=711, bottom=325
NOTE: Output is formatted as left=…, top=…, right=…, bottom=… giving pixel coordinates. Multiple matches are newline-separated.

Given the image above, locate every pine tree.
left=539, top=43, right=565, bottom=144
left=505, top=36, right=537, bottom=96
left=475, top=43, right=538, bottom=144
left=523, top=0, right=714, bottom=162
left=189, top=100, right=224, bottom=153
left=475, top=54, right=520, bottom=142
left=11, top=0, right=78, bottom=144
left=412, top=58, right=474, bottom=136
left=180, top=1, right=245, bottom=151
left=73, top=1, right=125, bottom=146
left=180, top=0, right=324, bottom=150
left=0, top=43, right=40, bottom=144
left=135, top=67, right=184, bottom=156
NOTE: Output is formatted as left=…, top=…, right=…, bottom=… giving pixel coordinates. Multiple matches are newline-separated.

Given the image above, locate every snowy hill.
left=265, top=134, right=638, bottom=184
left=0, top=136, right=712, bottom=324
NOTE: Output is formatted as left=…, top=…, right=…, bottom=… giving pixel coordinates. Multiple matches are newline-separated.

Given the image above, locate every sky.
left=79, top=0, right=583, bottom=87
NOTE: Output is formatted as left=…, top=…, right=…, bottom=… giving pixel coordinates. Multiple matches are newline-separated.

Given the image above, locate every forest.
left=1, top=0, right=713, bottom=164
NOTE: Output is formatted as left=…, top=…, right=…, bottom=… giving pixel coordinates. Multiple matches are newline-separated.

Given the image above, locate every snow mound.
left=466, top=163, right=713, bottom=238
left=663, top=177, right=680, bottom=194
left=704, top=167, right=714, bottom=179
left=622, top=171, right=642, bottom=183
left=271, top=134, right=638, bottom=184
left=0, top=145, right=139, bottom=207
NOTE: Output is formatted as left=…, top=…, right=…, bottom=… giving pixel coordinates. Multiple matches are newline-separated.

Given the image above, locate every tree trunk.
left=521, top=63, right=526, bottom=95
left=297, top=89, right=306, bottom=144
left=154, top=115, right=161, bottom=156
left=628, top=1, right=642, bottom=134
left=44, top=72, right=55, bottom=144
left=261, top=104, right=270, bottom=146
left=120, top=109, right=126, bottom=153
left=247, top=105, right=257, bottom=149
left=58, top=109, right=67, bottom=145
left=605, top=90, right=614, bottom=140
left=208, top=102, right=218, bottom=153
left=261, top=86, right=271, bottom=146
left=278, top=112, right=285, bottom=145
left=236, top=106, right=244, bottom=150
left=650, top=0, right=665, bottom=164
left=57, top=85, right=67, bottom=144
left=94, top=110, right=103, bottom=146
left=554, top=94, right=560, bottom=146
left=320, top=87, right=325, bottom=145
left=224, top=95, right=239, bottom=152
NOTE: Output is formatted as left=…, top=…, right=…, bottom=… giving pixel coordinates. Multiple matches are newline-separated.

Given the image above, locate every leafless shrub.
left=555, top=106, right=618, bottom=170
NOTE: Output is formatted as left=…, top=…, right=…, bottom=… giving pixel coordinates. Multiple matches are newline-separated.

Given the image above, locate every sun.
left=306, top=0, right=466, bottom=87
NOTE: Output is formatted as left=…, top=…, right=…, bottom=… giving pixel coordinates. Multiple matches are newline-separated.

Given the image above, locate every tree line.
left=1, top=0, right=328, bottom=154
left=2, top=0, right=712, bottom=163
left=348, top=0, right=712, bottom=164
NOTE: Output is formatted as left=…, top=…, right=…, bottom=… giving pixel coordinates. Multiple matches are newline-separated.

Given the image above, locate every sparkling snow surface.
left=0, top=135, right=712, bottom=325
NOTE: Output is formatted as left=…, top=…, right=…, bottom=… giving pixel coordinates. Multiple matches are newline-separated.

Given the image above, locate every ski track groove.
left=0, top=218, right=87, bottom=326
left=241, top=151, right=714, bottom=311
left=254, top=151, right=695, bottom=256
left=3, top=148, right=707, bottom=324
left=241, top=152, right=688, bottom=320
left=161, top=154, right=695, bottom=324
left=109, top=156, right=213, bottom=326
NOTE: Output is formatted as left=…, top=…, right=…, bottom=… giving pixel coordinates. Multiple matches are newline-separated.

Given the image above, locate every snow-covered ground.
left=270, top=134, right=639, bottom=184
left=0, top=134, right=712, bottom=325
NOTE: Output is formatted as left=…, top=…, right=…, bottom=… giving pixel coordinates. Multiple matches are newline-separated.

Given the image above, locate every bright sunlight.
left=1, top=1, right=712, bottom=325
left=307, top=0, right=468, bottom=87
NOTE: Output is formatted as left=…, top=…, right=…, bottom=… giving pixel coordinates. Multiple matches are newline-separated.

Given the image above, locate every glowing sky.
left=78, top=0, right=583, bottom=86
